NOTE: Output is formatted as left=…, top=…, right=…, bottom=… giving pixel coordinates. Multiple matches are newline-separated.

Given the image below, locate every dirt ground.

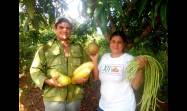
left=19, top=73, right=100, bottom=111
left=19, top=73, right=167, bottom=111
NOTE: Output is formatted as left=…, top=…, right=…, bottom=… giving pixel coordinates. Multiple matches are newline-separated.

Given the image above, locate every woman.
left=90, top=31, right=147, bottom=111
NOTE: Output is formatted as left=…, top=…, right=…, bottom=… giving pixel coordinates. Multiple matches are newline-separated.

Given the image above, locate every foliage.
left=86, top=0, right=168, bottom=50
left=97, top=37, right=110, bottom=57
left=19, top=0, right=168, bottom=110
left=19, top=0, right=69, bottom=31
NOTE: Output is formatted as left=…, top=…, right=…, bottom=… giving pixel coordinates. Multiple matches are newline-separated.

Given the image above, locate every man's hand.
left=44, top=78, right=63, bottom=88
left=73, top=77, right=88, bottom=84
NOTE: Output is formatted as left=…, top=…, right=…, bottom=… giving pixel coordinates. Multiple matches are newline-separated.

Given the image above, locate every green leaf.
left=23, top=0, right=35, bottom=19
left=110, top=0, right=123, bottom=15
left=136, top=0, right=148, bottom=17
left=100, top=10, right=108, bottom=33
left=23, top=18, right=29, bottom=32
left=153, top=0, right=162, bottom=27
left=93, top=4, right=103, bottom=20
left=160, top=3, right=167, bottom=29
left=150, top=8, right=155, bottom=29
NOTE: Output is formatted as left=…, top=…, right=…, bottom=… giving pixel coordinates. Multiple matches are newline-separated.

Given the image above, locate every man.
left=30, top=17, right=89, bottom=111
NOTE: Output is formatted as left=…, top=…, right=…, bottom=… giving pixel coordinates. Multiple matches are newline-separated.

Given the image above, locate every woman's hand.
left=89, top=53, right=99, bottom=81
left=131, top=55, right=148, bottom=90
left=136, top=55, right=148, bottom=69
left=89, top=53, right=99, bottom=63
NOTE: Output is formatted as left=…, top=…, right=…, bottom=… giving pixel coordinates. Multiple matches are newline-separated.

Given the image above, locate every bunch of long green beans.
left=126, top=55, right=163, bottom=111
left=126, top=60, right=139, bottom=81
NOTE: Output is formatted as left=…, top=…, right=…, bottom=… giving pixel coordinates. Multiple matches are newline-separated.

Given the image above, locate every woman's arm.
left=131, top=56, right=147, bottom=90
left=131, top=68, right=144, bottom=90
left=89, top=53, right=99, bottom=81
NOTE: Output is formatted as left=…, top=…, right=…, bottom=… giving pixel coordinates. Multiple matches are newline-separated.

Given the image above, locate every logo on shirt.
left=101, top=64, right=122, bottom=75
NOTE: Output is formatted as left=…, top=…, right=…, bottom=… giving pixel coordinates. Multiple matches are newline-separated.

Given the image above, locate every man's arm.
left=30, top=46, right=47, bottom=89
left=30, top=46, right=64, bottom=89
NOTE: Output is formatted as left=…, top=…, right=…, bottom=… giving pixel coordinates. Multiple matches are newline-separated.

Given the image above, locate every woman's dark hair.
left=54, top=17, right=72, bottom=29
left=110, top=31, right=128, bottom=43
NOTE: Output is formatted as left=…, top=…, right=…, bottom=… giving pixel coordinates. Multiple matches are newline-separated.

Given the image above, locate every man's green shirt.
left=30, top=38, right=89, bottom=102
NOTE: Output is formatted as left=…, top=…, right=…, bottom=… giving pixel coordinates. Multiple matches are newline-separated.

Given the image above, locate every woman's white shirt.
left=98, top=53, right=136, bottom=111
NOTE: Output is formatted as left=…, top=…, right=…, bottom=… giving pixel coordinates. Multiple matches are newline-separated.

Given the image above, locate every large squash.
left=57, top=75, right=71, bottom=86
left=49, top=70, right=71, bottom=86
left=72, top=62, right=94, bottom=84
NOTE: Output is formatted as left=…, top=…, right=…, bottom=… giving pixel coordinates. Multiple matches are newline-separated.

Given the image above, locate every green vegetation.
left=19, top=0, right=168, bottom=110
left=126, top=55, right=164, bottom=111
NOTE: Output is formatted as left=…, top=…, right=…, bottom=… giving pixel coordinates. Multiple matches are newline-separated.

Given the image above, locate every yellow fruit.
left=73, top=62, right=94, bottom=75
left=87, top=40, right=99, bottom=55
left=57, top=75, right=71, bottom=86
left=49, top=69, right=71, bottom=86
left=72, top=62, right=94, bottom=83
left=72, top=68, right=91, bottom=80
